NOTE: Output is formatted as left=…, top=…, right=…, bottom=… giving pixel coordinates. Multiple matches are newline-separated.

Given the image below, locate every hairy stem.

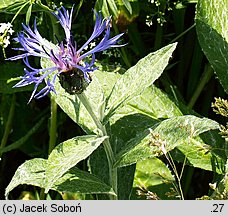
left=77, top=93, right=117, bottom=199
left=48, top=97, right=58, bottom=155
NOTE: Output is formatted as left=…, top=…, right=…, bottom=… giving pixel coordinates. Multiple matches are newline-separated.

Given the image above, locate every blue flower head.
left=8, top=6, right=124, bottom=102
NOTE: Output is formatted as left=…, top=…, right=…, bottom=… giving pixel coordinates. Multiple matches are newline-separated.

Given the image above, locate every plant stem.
left=169, top=24, right=196, bottom=44
left=166, top=152, right=184, bottom=200
left=0, top=94, right=16, bottom=152
left=188, top=64, right=213, bottom=109
left=154, top=23, right=163, bottom=50
left=48, top=96, right=58, bottom=155
left=10, top=2, right=30, bottom=24
left=113, top=23, right=131, bottom=68
left=40, top=97, right=57, bottom=200
left=77, top=93, right=117, bottom=199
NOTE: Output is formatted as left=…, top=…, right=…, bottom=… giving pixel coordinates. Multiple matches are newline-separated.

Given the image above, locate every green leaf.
left=172, top=130, right=227, bottom=174
left=109, top=85, right=185, bottom=154
left=122, top=0, right=132, bottom=14
left=88, top=146, right=110, bottom=200
left=107, top=0, right=119, bottom=18
left=114, top=115, right=220, bottom=167
left=196, top=0, right=228, bottom=93
left=133, top=158, right=175, bottom=200
left=45, top=135, right=108, bottom=193
left=5, top=158, right=115, bottom=198
left=109, top=85, right=183, bottom=126
left=134, top=158, right=175, bottom=187
left=5, top=158, right=46, bottom=198
left=94, top=0, right=110, bottom=18
left=131, top=158, right=176, bottom=200
left=52, top=167, right=115, bottom=196
left=117, top=165, right=136, bottom=199
left=26, top=3, right=33, bottom=25
left=105, top=43, right=177, bottom=121
left=94, top=62, right=124, bottom=98
left=131, top=158, right=175, bottom=200
left=111, top=114, right=159, bottom=152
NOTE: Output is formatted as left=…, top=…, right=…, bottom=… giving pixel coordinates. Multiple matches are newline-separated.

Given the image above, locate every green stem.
left=11, top=2, right=30, bottom=24
left=38, top=1, right=60, bottom=43
left=48, top=97, right=58, bottom=155
left=166, top=152, right=184, bottom=200
left=77, top=93, right=117, bottom=199
left=42, top=97, right=57, bottom=199
left=188, top=65, right=213, bottom=109
left=38, top=2, right=52, bottom=12
left=113, top=23, right=131, bottom=68
left=154, top=22, right=163, bottom=50
left=169, top=24, right=196, bottom=44
left=120, top=47, right=131, bottom=68
left=0, top=94, right=16, bottom=152
left=77, top=93, right=103, bottom=130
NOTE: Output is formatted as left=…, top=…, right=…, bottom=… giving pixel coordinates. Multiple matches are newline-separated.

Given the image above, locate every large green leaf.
left=45, top=135, right=107, bottom=193
left=105, top=43, right=177, bottom=121
left=93, top=63, right=124, bottom=98
left=52, top=167, right=115, bottom=196
left=5, top=158, right=115, bottom=198
left=134, top=158, right=175, bottom=187
left=110, top=84, right=225, bottom=173
left=109, top=85, right=185, bottom=155
left=109, top=85, right=183, bottom=126
left=195, top=0, right=228, bottom=93
left=131, top=158, right=176, bottom=200
left=5, top=158, right=46, bottom=199
left=172, top=130, right=227, bottom=174
left=114, top=115, right=220, bottom=167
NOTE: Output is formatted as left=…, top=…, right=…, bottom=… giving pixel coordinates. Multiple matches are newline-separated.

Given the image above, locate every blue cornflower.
left=8, top=6, right=124, bottom=102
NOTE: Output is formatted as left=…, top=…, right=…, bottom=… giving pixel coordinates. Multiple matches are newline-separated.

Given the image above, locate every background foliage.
left=0, top=0, right=227, bottom=200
